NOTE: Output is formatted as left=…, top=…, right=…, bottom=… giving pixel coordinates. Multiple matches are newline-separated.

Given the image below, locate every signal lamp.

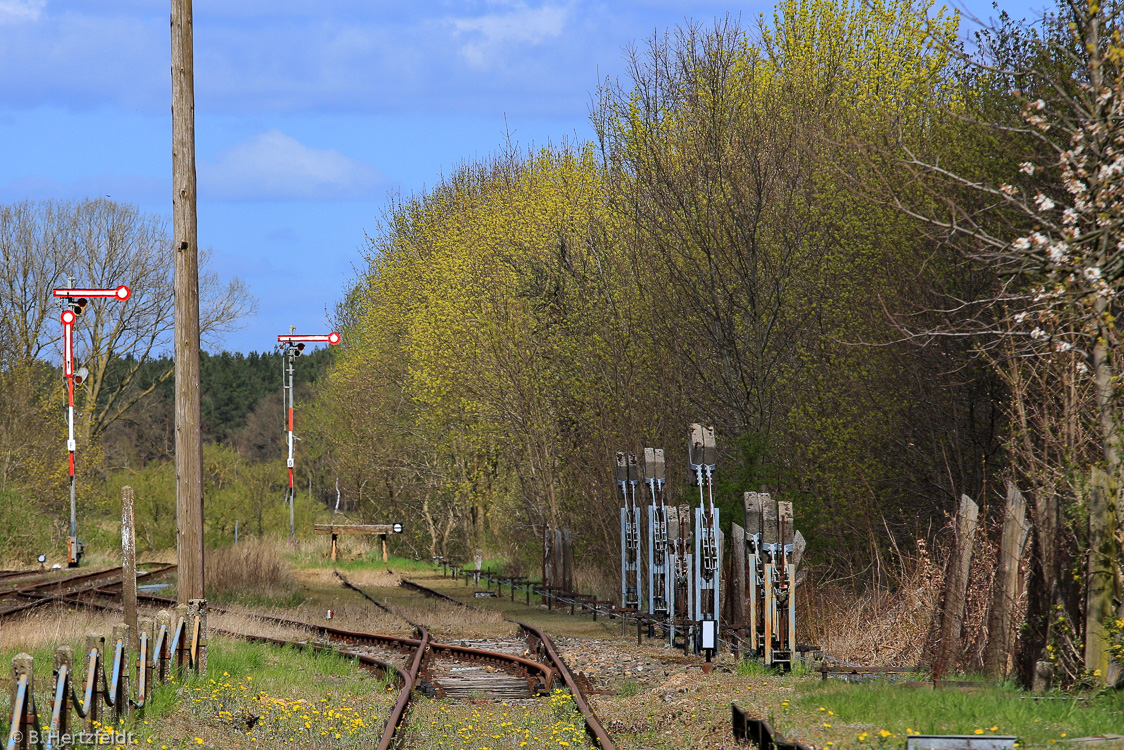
left=68, top=298, right=88, bottom=316
left=74, top=366, right=90, bottom=385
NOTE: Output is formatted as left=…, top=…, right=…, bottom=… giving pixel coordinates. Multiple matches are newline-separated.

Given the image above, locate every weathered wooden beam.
left=983, top=481, right=1029, bottom=679
left=313, top=524, right=396, bottom=535
left=934, top=494, right=978, bottom=678
left=731, top=523, right=746, bottom=638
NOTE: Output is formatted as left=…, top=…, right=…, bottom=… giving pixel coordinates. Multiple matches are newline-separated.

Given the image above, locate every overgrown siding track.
left=0, top=564, right=176, bottom=617
left=390, top=575, right=616, bottom=750
left=3, top=566, right=613, bottom=749
left=337, top=572, right=554, bottom=701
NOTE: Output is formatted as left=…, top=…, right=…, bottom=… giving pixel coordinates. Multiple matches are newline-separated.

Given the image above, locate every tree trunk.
left=1084, top=467, right=1117, bottom=683
left=423, top=491, right=438, bottom=558
left=1017, top=488, right=1058, bottom=686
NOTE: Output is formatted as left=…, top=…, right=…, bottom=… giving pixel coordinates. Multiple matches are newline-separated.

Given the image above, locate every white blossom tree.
left=879, top=0, right=1124, bottom=684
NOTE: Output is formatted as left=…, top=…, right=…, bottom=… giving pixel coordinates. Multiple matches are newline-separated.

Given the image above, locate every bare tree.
left=0, top=201, right=69, bottom=362
left=0, top=198, right=257, bottom=441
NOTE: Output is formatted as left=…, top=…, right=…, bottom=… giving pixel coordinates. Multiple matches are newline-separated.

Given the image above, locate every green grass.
left=617, top=680, right=643, bottom=697
left=136, top=636, right=399, bottom=748
left=736, top=658, right=777, bottom=677
left=735, top=657, right=818, bottom=678
left=397, top=689, right=593, bottom=750
left=794, top=678, right=1124, bottom=746
left=3, top=634, right=399, bottom=749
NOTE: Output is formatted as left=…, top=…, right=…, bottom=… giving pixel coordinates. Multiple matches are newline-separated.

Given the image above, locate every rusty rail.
left=732, top=703, right=812, bottom=750
left=516, top=619, right=616, bottom=750
left=376, top=628, right=429, bottom=750
left=398, top=577, right=615, bottom=750
left=65, top=585, right=428, bottom=749
left=0, top=564, right=177, bottom=619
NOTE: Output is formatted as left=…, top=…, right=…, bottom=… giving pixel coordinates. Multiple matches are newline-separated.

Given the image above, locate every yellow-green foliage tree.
left=319, top=145, right=654, bottom=561
left=320, top=0, right=1004, bottom=574
left=0, top=362, right=66, bottom=560
left=105, top=446, right=287, bottom=551
left=594, top=0, right=993, bottom=561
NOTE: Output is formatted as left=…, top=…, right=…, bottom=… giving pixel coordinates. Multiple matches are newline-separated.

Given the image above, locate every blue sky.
left=0, top=0, right=1044, bottom=355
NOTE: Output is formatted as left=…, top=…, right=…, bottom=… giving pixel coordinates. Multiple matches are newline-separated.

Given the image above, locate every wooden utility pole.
left=171, top=0, right=205, bottom=604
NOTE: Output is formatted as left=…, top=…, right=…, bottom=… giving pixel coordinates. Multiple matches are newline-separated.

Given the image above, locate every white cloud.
left=0, top=0, right=45, bottom=24
left=200, top=130, right=384, bottom=201
left=449, top=2, right=571, bottom=70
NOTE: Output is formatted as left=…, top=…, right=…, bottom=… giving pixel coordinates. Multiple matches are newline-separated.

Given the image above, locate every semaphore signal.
left=52, top=282, right=132, bottom=567
left=277, top=329, right=341, bottom=548
left=52, top=286, right=132, bottom=301
left=278, top=332, right=341, bottom=345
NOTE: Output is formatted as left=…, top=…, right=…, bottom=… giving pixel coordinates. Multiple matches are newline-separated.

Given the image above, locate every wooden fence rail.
left=5, top=600, right=206, bottom=750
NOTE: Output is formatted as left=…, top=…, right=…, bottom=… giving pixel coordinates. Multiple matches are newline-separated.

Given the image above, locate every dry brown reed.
left=799, top=539, right=943, bottom=666
left=798, top=509, right=1023, bottom=675
left=279, top=601, right=415, bottom=638
left=205, top=537, right=298, bottom=602
left=139, top=548, right=177, bottom=565
left=574, top=564, right=617, bottom=601
left=960, top=519, right=1002, bottom=672
left=212, top=597, right=510, bottom=640
left=209, top=609, right=326, bottom=643
left=0, top=606, right=122, bottom=655
left=294, top=566, right=400, bottom=590
left=395, top=601, right=513, bottom=639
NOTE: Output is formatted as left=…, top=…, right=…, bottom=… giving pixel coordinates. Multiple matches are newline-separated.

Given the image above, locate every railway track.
left=395, top=575, right=616, bottom=750
left=0, top=563, right=177, bottom=617
left=339, top=571, right=614, bottom=748
left=2, top=563, right=612, bottom=749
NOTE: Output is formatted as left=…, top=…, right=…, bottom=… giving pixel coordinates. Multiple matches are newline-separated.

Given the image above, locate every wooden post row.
left=7, top=611, right=207, bottom=742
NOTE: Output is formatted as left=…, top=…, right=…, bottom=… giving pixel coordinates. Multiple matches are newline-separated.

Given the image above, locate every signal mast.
left=276, top=329, right=341, bottom=548
left=51, top=282, right=131, bottom=567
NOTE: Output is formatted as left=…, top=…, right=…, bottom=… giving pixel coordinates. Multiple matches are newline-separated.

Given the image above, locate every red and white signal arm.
left=53, top=286, right=131, bottom=378
left=52, top=285, right=131, bottom=301
left=277, top=332, right=341, bottom=345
